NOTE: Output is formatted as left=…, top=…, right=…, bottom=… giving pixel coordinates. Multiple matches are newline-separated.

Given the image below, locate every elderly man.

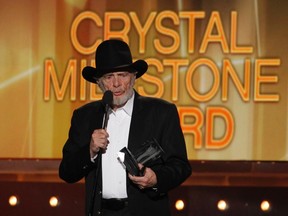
left=59, top=39, right=191, bottom=216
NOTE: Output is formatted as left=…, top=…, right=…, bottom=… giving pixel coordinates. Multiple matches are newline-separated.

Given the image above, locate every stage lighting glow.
left=260, top=200, right=271, bottom=212
left=49, top=196, right=60, bottom=207
left=9, top=195, right=19, bottom=206
left=175, top=199, right=185, bottom=211
left=217, top=200, right=229, bottom=211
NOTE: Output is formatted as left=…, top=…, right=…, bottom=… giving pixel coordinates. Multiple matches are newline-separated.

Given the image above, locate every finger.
left=92, top=129, right=108, bottom=138
left=102, top=143, right=108, bottom=150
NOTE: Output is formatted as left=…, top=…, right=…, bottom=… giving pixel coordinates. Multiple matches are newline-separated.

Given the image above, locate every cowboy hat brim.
left=82, top=59, right=148, bottom=83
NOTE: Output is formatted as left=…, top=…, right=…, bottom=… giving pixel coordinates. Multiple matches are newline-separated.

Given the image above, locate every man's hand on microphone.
left=90, top=129, right=109, bottom=157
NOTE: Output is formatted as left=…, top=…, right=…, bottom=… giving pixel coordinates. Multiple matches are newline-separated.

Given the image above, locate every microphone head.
left=102, top=90, right=113, bottom=107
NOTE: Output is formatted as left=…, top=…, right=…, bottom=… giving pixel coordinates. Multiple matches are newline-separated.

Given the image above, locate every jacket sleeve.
left=59, top=109, right=98, bottom=183
left=153, top=104, right=192, bottom=193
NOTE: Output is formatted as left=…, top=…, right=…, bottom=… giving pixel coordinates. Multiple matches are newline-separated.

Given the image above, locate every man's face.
left=98, top=71, right=136, bottom=108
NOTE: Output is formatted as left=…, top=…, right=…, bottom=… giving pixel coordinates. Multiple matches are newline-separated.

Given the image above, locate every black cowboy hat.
left=82, top=39, right=148, bottom=83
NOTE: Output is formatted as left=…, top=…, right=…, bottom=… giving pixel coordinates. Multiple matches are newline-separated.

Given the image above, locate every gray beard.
left=113, top=88, right=134, bottom=107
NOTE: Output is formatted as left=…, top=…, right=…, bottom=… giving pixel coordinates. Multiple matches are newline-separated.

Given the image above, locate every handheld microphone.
left=89, top=90, right=113, bottom=216
left=102, top=90, right=113, bottom=129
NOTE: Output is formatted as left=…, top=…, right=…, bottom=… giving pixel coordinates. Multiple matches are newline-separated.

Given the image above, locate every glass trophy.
left=117, top=138, right=164, bottom=176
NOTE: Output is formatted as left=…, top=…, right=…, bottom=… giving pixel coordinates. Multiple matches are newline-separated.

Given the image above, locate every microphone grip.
left=102, top=104, right=110, bottom=129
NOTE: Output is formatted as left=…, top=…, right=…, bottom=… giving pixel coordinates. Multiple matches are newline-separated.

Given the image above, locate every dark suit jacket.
left=59, top=91, right=192, bottom=216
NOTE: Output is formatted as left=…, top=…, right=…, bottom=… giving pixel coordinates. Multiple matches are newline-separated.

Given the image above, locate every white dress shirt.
left=101, top=93, right=134, bottom=199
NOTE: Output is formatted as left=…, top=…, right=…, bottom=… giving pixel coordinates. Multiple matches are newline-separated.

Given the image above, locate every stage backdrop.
left=0, top=0, right=287, bottom=161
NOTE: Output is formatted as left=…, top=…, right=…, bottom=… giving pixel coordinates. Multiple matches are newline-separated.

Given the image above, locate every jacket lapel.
left=127, top=91, right=150, bottom=152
